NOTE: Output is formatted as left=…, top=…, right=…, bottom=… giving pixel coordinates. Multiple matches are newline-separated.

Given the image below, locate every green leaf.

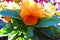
left=35, top=16, right=60, bottom=27
left=0, top=9, right=20, bottom=19
left=8, top=30, right=18, bottom=40
left=26, top=27, right=34, bottom=37
left=42, top=30, right=54, bottom=38
left=17, top=37, right=24, bottom=40
left=49, top=26, right=60, bottom=38
left=31, top=36, right=39, bottom=40
left=9, top=33, right=18, bottom=40
left=0, top=23, right=14, bottom=34
left=0, top=27, right=7, bottom=34
left=0, top=25, right=13, bottom=34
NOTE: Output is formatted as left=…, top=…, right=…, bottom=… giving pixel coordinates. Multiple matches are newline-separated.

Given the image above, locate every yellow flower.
left=44, top=3, right=56, bottom=18
left=0, top=3, right=2, bottom=10
left=7, top=2, right=20, bottom=10
left=56, top=11, right=60, bottom=16
left=2, top=2, right=8, bottom=9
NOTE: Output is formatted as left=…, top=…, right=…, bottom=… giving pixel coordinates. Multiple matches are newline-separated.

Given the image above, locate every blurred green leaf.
left=0, top=23, right=14, bottom=34
left=26, top=27, right=34, bottom=37
left=17, top=37, right=24, bottom=40
left=50, top=26, right=60, bottom=37
left=31, top=36, right=39, bottom=40
left=0, top=9, right=20, bottom=19
left=35, top=16, right=60, bottom=27
left=0, top=27, right=7, bottom=34
left=42, top=30, right=54, bottom=38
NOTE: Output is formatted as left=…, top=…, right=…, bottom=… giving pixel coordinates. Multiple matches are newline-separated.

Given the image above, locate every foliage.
left=0, top=9, right=60, bottom=40
left=0, top=0, right=60, bottom=40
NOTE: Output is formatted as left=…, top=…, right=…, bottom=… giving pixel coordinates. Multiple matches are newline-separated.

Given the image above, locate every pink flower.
left=34, top=0, right=47, bottom=5
left=4, top=0, right=14, bottom=3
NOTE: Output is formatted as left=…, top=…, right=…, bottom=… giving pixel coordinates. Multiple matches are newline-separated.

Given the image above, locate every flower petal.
left=24, top=15, right=38, bottom=25
left=4, top=16, right=11, bottom=22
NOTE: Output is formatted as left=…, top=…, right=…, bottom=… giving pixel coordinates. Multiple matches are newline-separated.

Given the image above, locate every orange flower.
left=20, top=0, right=46, bottom=25
left=4, top=16, right=11, bottom=22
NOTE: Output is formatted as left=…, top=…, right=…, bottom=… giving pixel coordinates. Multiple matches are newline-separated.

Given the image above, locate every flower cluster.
left=0, top=0, right=21, bottom=23
left=0, top=0, right=60, bottom=26
left=0, top=0, right=20, bottom=10
left=0, top=0, right=60, bottom=40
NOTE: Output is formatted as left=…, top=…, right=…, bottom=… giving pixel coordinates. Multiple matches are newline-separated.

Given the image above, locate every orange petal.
left=31, top=4, right=45, bottom=18
left=31, top=9, right=46, bottom=18
left=20, top=2, right=45, bottom=18
left=4, top=16, right=11, bottom=22
left=21, top=0, right=36, bottom=10
left=20, top=8, right=31, bottom=18
left=24, top=15, right=38, bottom=25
